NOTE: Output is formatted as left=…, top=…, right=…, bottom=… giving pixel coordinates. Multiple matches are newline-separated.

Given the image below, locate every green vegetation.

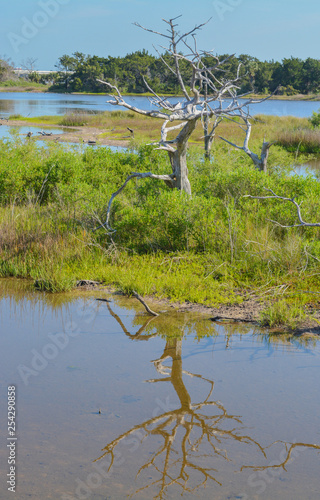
left=0, top=79, right=48, bottom=91
left=309, top=108, right=320, bottom=128
left=0, top=58, right=49, bottom=91
left=49, top=51, right=320, bottom=96
left=2, top=52, right=320, bottom=98
left=0, top=130, right=319, bottom=333
left=10, top=112, right=320, bottom=155
left=260, top=300, right=306, bottom=329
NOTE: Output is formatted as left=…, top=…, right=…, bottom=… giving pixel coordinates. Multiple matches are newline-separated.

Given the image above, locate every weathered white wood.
left=244, top=188, right=320, bottom=228
left=219, top=114, right=275, bottom=173
left=96, top=17, right=274, bottom=232
left=101, top=172, right=175, bottom=232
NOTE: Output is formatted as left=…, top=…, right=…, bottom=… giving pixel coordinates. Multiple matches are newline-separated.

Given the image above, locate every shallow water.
left=0, top=279, right=319, bottom=499
left=0, top=124, right=66, bottom=141
left=292, top=158, right=320, bottom=178
left=0, top=125, right=126, bottom=152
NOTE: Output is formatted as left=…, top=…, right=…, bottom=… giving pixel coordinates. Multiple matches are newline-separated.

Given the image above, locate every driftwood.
left=210, top=316, right=257, bottom=324
left=77, top=279, right=101, bottom=288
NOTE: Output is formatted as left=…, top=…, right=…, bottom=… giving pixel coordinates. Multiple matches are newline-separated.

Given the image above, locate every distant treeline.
left=18, top=51, right=320, bottom=95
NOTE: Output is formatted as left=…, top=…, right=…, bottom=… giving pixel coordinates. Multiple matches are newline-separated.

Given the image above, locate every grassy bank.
left=0, top=80, right=49, bottom=92
left=1, top=134, right=320, bottom=330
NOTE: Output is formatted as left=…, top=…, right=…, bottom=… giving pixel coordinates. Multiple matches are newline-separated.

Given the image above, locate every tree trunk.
left=260, top=140, right=272, bottom=173
left=204, top=80, right=210, bottom=160
left=163, top=339, right=192, bottom=411
left=246, top=140, right=272, bottom=174
left=167, top=119, right=197, bottom=195
left=204, top=133, right=211, bottom=161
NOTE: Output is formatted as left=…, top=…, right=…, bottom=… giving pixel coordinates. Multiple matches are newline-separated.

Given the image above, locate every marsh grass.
left=276, top=128, right=320, bottom=154
left=0, top=79, right=48, bottom=90
left=13, top=112, right=318, bottom=160
left=0, top=136, right=320, bottom=308
left=260, top=299, right=306, bottom=329
left=8, top=114, right=24, bottom=120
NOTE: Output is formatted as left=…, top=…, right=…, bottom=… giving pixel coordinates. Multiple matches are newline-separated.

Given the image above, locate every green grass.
left=11, top=114, right=61, bottom=125
left=260, top=299, right=306, bottom=329
left=0, top=79, right=49, bottom=91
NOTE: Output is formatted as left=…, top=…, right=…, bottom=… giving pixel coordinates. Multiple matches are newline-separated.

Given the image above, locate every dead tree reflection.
left=105, top=302, right=158, bottom=341
left=95, top=303, right=320, bottom=499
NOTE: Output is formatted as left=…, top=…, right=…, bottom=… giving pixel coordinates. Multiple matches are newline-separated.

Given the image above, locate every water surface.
left=0, top=279, right=319, bottom=499
left=0, top=92, right=319, bottom=118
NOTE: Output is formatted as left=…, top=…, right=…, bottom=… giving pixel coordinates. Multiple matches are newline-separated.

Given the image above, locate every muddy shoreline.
left=148, top=295, right=320, bottom=336
left=0, top=118, right=130, bottom=147
left=77, top=281, right=320, bottom=336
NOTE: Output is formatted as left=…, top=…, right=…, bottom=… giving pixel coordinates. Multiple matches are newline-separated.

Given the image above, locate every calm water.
left=0, top=279, right=319, bottom=499
left=0, top=92, right=320, bottom=118
left=292, top=159, right=320, bottom=178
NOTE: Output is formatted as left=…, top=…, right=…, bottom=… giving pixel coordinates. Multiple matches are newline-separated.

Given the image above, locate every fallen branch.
left=133, top=291, right=159, bottom=316
left=244, top=188, right=320, bottom=228
left=210, top=316, right=256, bottom=324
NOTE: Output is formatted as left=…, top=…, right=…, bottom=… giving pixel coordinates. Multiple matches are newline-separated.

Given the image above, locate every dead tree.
left=97, top=16, right=269, bottom=232
left=219, top=111, right=275, bottom=173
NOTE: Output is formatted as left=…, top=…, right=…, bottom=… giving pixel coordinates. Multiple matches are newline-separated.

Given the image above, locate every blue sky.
left=1, top=0, right=320, bottom=70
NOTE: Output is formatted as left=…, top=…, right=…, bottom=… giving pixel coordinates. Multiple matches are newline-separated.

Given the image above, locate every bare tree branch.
left=243, top=188, right=320, bottom=228
left=133, top=292, right=159, bottom=316
left=94, top=171, right=175, bottom=233
left=94, top=17, right=275, bottom=232
left=219, top=112, right=275, bottom=172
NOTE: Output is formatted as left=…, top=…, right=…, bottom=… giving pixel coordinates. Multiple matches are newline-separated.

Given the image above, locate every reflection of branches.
left=95, top=317, right=268, bottom=499
left=105, top=302, right=158, bottom=340
left=97, top=303, right=320, bottom=499
left=241, top=441, right=320, bottom=472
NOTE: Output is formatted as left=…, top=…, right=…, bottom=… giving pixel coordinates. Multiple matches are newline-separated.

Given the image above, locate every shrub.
left=309, top=109, right=320, bottom=128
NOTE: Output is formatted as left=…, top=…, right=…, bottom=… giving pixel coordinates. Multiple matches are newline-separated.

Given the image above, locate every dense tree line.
left=49, top=51, right=320, bottom=95
left=3, top=50, right=318, bottom=95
